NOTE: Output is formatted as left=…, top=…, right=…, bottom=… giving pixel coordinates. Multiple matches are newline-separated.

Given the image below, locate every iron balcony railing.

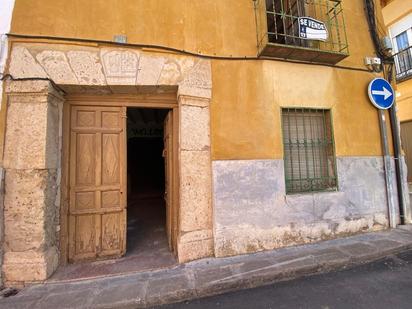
left=394, top=45, right=412, bottom=82
left=254, top=0, right=349, bottom=64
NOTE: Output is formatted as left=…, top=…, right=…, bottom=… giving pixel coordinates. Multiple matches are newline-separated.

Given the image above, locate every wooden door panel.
left=101, top=213, right=123, bottom=253
left=69, top=105, right=126, bottom=262
left=74, top=110, right=97, bottom=128
left=102, top=111, right=121, bottom=128
left=74, top=191, right=95, bottom=211
left=74, top=215, right=97, bottom=258
left=102, top=134, right=121, bottom=185
left=101, top=190, right=121, bottom=208
left=75, top=134, right=96, bottom=186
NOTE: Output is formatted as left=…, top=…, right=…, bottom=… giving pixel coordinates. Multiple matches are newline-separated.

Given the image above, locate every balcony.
left=254, top=0, right=349, bottom=64
left=394, top=46, right=412, bottom=82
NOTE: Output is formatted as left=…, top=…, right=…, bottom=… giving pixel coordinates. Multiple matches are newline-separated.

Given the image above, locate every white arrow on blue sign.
left=367, top=78, right=395, bottom=110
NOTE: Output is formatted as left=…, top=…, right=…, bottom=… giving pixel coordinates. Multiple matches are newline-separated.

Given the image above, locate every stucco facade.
left=0, top=0, right=409, bottom=287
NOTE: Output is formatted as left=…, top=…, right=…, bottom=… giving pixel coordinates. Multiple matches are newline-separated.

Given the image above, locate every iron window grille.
left=281, top=108, right=337, bottom=194
left=254, top=0, right=349, bottom=64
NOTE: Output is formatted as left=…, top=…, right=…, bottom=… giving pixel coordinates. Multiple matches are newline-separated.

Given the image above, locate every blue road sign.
left=368, top=78, right=395, bottom=110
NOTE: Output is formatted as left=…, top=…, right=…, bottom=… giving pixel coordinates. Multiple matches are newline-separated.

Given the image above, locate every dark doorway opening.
left=126, top=108, right=171, bottom=259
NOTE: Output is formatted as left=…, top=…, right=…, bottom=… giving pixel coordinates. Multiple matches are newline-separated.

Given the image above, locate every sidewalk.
left=2, top=227, right=412, bottom=309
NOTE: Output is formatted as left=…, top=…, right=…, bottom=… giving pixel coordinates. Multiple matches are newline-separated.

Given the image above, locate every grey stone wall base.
left=212, top=157, right=402, bottom=257
left=2, top=228, right=412, bottom=308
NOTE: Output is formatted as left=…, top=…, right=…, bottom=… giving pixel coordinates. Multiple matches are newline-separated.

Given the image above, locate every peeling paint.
left=213, top=158, right=394, bottom=258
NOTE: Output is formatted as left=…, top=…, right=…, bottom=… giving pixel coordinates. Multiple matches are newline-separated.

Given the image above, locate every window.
left=266, top=0, right=306, bottom=46
left=394, top=30, right=412, bottom=81
left=282, top=108, right=337, bottom=194
left=396, top=31, right=410, bottom=52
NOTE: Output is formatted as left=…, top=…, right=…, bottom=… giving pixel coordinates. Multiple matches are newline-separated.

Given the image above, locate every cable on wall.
left=6, top=33, right=373, bottom=73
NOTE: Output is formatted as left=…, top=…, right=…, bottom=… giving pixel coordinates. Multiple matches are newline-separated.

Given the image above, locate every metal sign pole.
left=368, top=78, right=398, bottom=228
left=378, top=109, right=397, bottom=228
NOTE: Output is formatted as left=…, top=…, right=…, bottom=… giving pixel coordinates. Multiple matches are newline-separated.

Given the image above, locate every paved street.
left=158, top=250, right=412, bottom=309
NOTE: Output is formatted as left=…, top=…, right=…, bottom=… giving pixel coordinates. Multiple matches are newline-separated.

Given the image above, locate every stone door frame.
left=2, top=42, right=214, bottom=286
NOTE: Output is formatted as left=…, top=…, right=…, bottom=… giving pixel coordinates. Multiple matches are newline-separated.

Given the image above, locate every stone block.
left=366, top=239, right=404, bottom=252
left=36, top=50, right=78, bottom=84
left=180, top=151, right=212, bottom=232
left=136, top=54, right=166, bottom=85
left=338, top=242, right=378, bottom=259
left=158, top=57, right=195, bottom=85
left=146, top=274, right=195, bottom=305
left=177, top=238, right=214, bottom=263
left=180, top=105, right=210, bottom=151
left=193, top=265, right=235, bottom=295
left=179, top=229, right=213, bottom=244
left=384, top=229, right=412, bottom=244
left=67, top=50, right=106, bottom=85
left=178, top=59, right=212, bottom=99
left=193, top=263, right=234, bottom=285
left=312, top=247, right=350, bottom=268
left=178, top=85, right=212, bottom=99
left=92, top=281, right=146, bottom=308
left=38, top=288, right=95, bottom=309
left=5, top=79, right=54, bottom=94
left=179, top=96, right=210, bottom=108
left=3, top=96, right=61, bottom=169
left=101, top=49, right=140, bottom=85
left=8, top=46, right=48, bottom=79
left=3, top=247, right=59, bottom=283
left=4, top=169, right=58, bottom=252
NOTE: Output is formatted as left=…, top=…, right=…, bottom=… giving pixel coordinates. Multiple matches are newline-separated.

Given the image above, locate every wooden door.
left=163, top=111, right=174, bottom=251
left=401, top=121, right=412, bottom=183
left=68, top=105, right=127, bottom=262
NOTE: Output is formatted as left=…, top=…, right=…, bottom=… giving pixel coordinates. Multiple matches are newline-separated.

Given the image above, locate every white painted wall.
left=0, top=0, right=15, bottom=73
left=0, top=0, right=16, bottom=110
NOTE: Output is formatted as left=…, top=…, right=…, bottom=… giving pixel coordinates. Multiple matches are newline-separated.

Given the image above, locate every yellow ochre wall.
left=8, top=0, right=391, bottom=160
left=382, top=0, right=412, bottom=26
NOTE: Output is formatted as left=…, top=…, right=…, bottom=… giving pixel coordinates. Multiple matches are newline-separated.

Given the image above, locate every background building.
left=0, top=0, right=410, bottom=287
left=382, top=0, right=412, bottom=185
